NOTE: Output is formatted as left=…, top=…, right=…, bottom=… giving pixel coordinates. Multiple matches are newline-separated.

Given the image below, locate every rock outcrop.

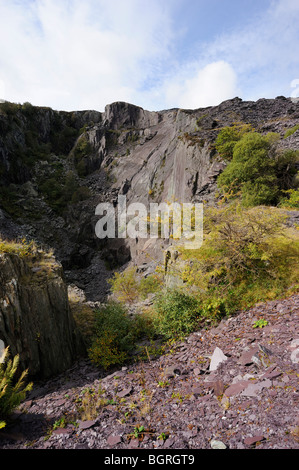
left=0, top=251, right=84, bottom=378
left=0, top=97, right=298, bottom=447
left=0, top=96, right=299, bottom=302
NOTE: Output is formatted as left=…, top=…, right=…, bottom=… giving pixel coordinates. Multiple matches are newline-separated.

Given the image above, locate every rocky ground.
left=0, top=293, right=298, bottom=451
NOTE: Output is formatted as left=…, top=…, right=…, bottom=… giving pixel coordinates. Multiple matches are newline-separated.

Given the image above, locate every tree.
left=215, top=123, right=254, bottom=160
left=217, top=131, right=295, bottom=206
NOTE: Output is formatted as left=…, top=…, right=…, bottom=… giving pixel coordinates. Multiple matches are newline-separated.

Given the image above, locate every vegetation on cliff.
left=1, top=98, right=299, bottom=374
left=87, top=200, right=299, bottom=369
left=216, top=127, right=299, bottom=207
left=0, top=101, right=95, bottom=218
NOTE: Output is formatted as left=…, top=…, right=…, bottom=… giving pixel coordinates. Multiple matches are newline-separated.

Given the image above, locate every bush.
left=88, top=331, right=128, bottom=370
left=0, top=237, right=38, bottom=258
left=179, top=202, right=299, bottom=314
left=279, top=189, right=299, bottom=209
left=71, top=186, right=91, bottom=203
left=108, top=267, right=140, bottom=304
left=217, top=131, right=298, bottom=206
left=73, top=134, right=92, bottom=163
left=0, top=347, right=33, bottom=428
left=88, top=302, right=135, bottom=369
left=38, top=169, right=91, bottom=214
left=0, top=101, right=20, bottom=116
left=215, top=123, right=254, bottom=160
left=109, top=267, right=163, bottom=304
left=0, top=185, right=23, bottom=217
left=153, top=289, right=201, bottom=339
left=138, top=274, right=163, bottom=299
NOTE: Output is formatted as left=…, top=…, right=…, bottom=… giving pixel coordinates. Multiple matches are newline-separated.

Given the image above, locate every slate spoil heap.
left=0, top=293, right=298, bottom=450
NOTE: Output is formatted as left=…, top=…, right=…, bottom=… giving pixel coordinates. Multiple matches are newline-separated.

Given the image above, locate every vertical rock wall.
left=0, top=252, right=84, bottom=378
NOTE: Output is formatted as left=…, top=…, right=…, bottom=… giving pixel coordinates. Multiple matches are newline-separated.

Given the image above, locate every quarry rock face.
left=0, top=252, right=84, bottom=378
left=0, top=96, right=299, bottom=303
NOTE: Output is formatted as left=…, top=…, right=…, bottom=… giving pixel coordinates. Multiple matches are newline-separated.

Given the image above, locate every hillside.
left=0, top=292, right=298, bottom=449
left=0, top=96, right=299, bottom=301
left=0, top=96, right=299, bottom=450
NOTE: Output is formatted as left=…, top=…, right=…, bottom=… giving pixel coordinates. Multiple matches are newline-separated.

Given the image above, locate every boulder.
left=209, top=347, right=228, bottom=371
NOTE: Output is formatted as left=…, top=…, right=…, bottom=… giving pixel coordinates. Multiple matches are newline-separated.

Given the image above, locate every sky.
left=0, top=0, right=299, bottom=112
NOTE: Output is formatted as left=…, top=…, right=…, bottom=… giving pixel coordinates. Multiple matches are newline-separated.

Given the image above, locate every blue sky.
left=0, top=0, right=298, bottom=111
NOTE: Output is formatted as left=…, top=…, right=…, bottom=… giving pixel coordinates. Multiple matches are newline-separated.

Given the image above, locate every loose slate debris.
left=0, top=293, right=298, bottom=450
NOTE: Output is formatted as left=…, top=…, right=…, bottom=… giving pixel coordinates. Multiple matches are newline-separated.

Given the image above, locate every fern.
left=0, top=347, right=33, bottom=428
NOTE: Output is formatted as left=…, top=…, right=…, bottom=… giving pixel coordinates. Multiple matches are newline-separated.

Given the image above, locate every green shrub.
left=73, top=134, right=92, bottom=163
left=88, top=331, right=128, bottom=370
left=0, top=101, right=20, bottom=116
left=71, top=186, right=91, bottom=203
left=0, top=186, right=23, bottom=217
left=21, top=102, right=35, bottom=117
left=108, top=267, right=140, bottom=304
left=153, top=289, right=201, bottom=339
left=88, top=300, right=159, bottom=368
left=215, top=123, right=254, bottom=160
left=39, top=177, right=66, bottom=211
left=275, top=149, right=299, bottom=190
left=130, top=307, right=157, bottom=342
left=88, top=302, right=135, bottom=369
left=217, top=131, right=297, bottom=206
left=38, top=169, right=91, bottom=213
left=179, top=202, right=299, bottom=314
left=138, top=274, right=163, bottom=299
left=0, top=347, right=33, bottom=428
left=109, top=267, right=163, bottom=304
left=69, top=133, right=93, bottom=177
left=279, top=189, right=299, bottom=209
left=76, top=159, right=87, bottom=178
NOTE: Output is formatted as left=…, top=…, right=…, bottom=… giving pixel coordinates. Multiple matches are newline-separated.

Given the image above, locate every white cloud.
left=0, top=0, right=298, bottom=112
left=164, top=61, right=239, bottom=109
left=0, top=0, right=174, bottom=111
left=133, top=0, right=299, bottom=110
left=196, top=0, right=299, bottom=101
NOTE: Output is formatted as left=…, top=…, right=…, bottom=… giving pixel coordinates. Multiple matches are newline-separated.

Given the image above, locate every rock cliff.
left=1, top=96, right=299, bottom=302
left=0, top=96, right=299, bottom=416
left=0, top=249, right=84, bottom=378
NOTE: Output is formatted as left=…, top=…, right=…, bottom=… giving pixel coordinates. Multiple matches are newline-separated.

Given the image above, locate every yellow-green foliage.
left=217, top=131, right=298, bottom=206
left=72, top=134, right=93, bottom=177
left=138, top=274, right=163, bottom=299
left=75, top=386, right=108, bottom=421
left=107, top=200, right=299, bottom=341
left=0, top=237, right=37, bottom=258
left=153, top=289, right=201, bottom=339
left=87, top=300, right=159, bottom=369
left=178, top=202, right=299, bottom=314
left=0, top=237, right=58, bottom=286
left=88, top=301, right=135, bottom=369
left=109, top=267, right=140, bottom=304
left=0, top=347, right=33, bottom=428
left=284, top=124, right=299, bottom=139
left=215, top=122, right=254, bottom=160
left=279, top=189, right=299, bottom=209
left=88, top=330, right=128, bottom=370
left=38, top=169, right=91, bottom=214
left=109, top=267, right=162, bottom=304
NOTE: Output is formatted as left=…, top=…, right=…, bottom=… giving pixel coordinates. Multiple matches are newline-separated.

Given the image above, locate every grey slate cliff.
left=0, top=96, right=299, bottom=302
left=0, top=251, right=84, bottom=378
